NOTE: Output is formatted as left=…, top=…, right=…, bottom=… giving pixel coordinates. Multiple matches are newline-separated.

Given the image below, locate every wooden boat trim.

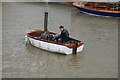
left=85, top=2, right=118, bottom=8
left=26, top=30, right=84, bottom=48
left=73, top=3, right=120, bottom=14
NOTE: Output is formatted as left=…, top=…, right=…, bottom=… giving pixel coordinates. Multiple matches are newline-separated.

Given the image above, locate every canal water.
left=2, top=2, right=118, bottom=78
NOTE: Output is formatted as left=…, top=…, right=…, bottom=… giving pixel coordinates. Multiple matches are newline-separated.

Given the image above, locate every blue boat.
left=73, top=2, right=120, bottom=18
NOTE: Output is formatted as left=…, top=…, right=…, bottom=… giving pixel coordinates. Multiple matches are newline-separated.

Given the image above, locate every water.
left=0, top=2, right=2, bottom=79
left=2, top=2, right=118, bottom=78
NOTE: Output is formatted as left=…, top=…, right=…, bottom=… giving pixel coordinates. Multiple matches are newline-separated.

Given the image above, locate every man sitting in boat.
left=53, top=25, right=70, bottom=43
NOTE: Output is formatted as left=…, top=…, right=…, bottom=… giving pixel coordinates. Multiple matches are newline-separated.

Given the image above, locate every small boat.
left=25, top=30, right=84, bottom=55
left=73, top=2, right=120, bottom=18
left=25, top=12, right=84, bottom=55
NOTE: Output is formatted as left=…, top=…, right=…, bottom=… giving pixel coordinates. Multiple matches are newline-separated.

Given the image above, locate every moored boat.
left=25, top=30, right=84, bottom=55
left=73, top=2, right=120, bottom=18
left=25, top=12, right=84, bottom=55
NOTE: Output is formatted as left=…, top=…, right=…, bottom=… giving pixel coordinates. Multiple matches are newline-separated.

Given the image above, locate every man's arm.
left=61, top=29, right=69, bottom=37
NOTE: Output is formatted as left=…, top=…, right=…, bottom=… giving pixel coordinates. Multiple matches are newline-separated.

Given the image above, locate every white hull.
left=25, top=35, right=84, bottom=55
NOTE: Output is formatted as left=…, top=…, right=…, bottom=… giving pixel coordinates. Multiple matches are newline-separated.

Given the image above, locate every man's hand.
left=52, top=37, right=56, bottom=40
left=55, top=33, right=59, bottom=35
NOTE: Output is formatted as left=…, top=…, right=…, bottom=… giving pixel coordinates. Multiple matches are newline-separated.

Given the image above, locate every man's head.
left=59, top=25, right=64, bottom=31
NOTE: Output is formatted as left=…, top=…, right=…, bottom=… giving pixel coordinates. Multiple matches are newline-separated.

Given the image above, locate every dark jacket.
left=58, top=29, right=69, bottom=43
